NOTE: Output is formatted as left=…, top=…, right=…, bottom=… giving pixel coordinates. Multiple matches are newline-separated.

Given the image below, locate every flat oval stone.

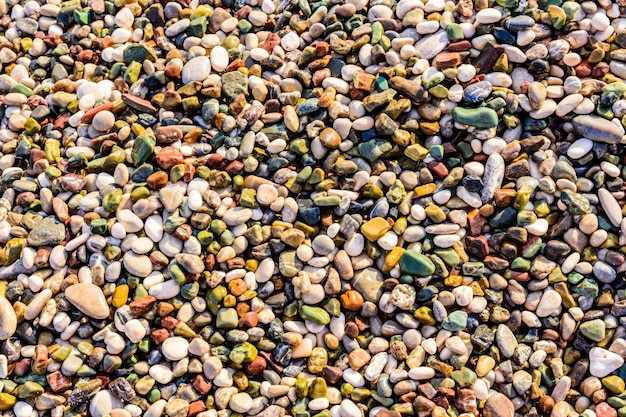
left=453, top=107, right=498, bottom=128
left=65, top=283, right=110, bottom=319
left=123, top=252, right=153, bottom=277
left=572, top=115, right=624, bottom=144
left=598, top=188, right=623, bottom=227
left=161, top=337, right=189, bottom=361
left=567, top=138, right=593, bottom=159
left=481, top=153, right=505, bottom=203
left=463, top=81, right=492, bottom=104
left=222, top=207, right=253, bottom=225
left=415, top=31, right=448, bottom=59
left=182, top=56, right=211, bottom=84
left=535, top=290, right=561, bottom=317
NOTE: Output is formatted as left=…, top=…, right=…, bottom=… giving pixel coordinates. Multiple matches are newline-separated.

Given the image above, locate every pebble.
left=0, top=297, right=16, bottom=340
left=567, top=138, right=593, bottom=159
left=65, top=283, right=110, bottom=319
left=535, top=290, right=562, bottom=317
left=590, top=348, right=625, bottom=378
left=123, top=253, right=153, bottom=277
left=92, top=111, right=115, bottom=131
left=182, top=56, right=211, bottom=84
left=598, top=188, right=623, bottom=227
left=483, top=393, right=514, bottom=417
left=161, top=337, right=189, bottom=361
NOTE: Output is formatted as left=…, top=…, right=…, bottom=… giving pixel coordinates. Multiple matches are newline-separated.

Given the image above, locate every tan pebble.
left=579, top=213, right=598, bottom=235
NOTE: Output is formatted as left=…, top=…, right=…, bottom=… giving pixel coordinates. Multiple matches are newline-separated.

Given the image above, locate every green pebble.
left=450, top=368, right=477, bottom=388
left=371, top=21, right=383, bottom=44
left=16, top=382, right=44, bottom=399
left=453, top=107, right=499, bottom=128
left=131, top=133, right=156, bottom=166
left=579, top=319, right=606, bottom=342
left=399, top=250, right=435, bottom=277
left=442, top=311, right=468, bottom=331
left=229, top=342, right=258, bottom=363
left=216, top=308, right=238, bottom=329
left=446, top=23, right=464, bottom=41
left=300, top=305, right=331, bottom=325
left=313, top=196, right=341, bottom=206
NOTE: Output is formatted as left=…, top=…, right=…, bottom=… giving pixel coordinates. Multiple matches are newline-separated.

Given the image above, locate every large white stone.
left=590, top=347, right=624, bottom=377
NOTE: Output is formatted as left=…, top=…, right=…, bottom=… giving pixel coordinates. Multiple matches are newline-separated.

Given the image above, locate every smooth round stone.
left=65, top=283, right=110, bottom=319
left=598, top=188, right=623, bottom=227
left=149, top=364, right=174, bottom=384
left=14, top=402, right=32, bottom=417
left=111, top=28, right=132, bottom=43
left=223, top=207, right=253, bottom=225
left=591, top=13, right=610, bottom=31
left=256, top=184, right=278, bottom=205
left=123, top=253, right=153, bottom=277
left=433, top=234, right=460, bottom=248
left=377, top=232, right=398, bottom=251
left=535, top=290, right=561, bottom=317
left=339, top=399, right=361, bottom=417
left=124, top=319, right=146, bottom=343
left=312, top=235, right=335, bottom=255
left=445, top=336, right=467, bottom=354
left=4, top=93, right=27, bottom=106
left=589, top=230, right=607, bottom=247
left=408, top=367, right=436, bottom=380
left=165, top=18, right=190, bottom=36
left=145, top=215, right=164, bottom=242
left=457, top=64, right=476, bottom=83
left=556, top=94, right=584, bottom=117
left=210, top=46, right=228, bottom=72
left=161, top=337, right=189, bottom=361
left=496, top=324, right=518, bottom=358
left=229, top=393, right=253, bottom=413
left=593, top=261, right=616, bottom=283
left=567, top=138, right=593, bottom=159
left=281, top=31, right=301, bottom=51
left=131, top=237, right=154, bottom=254
left=525, top=218, right=548, bottom=236
left=117, top=210, right=143, bottom=233
left=250, top=48, right=269, bottom=61
left=92, top=110, right=115, bottom=131
left=182, top=56, right=211, bottom=84
left=476, top=8, right=502, bottom=24
left=579, top=214, right=598, bottom=234
left=483, top=393, right=514, bottom=417
left=115, top=8, right=134, bottom=28
left=452, top=286, right=473, bottom=306
left=248, top=10, right=267, bottom=26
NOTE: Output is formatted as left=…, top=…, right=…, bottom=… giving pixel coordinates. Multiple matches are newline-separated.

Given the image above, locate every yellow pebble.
left=414, top=183, right=437, bottom=197
left=382, top=247, right=405, bottom=272
left=361, top=217, right=391, bottom=241
left=223, top=294, right=236, bottom=307
left=112, top=284, right=129, bottom=308
left=469, top=281, right=484, bottom=296
left=444, top=275, right=462, bottom=287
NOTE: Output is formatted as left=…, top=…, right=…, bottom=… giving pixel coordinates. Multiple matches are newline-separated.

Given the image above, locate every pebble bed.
left=0, top=0, right=626, bottom=416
